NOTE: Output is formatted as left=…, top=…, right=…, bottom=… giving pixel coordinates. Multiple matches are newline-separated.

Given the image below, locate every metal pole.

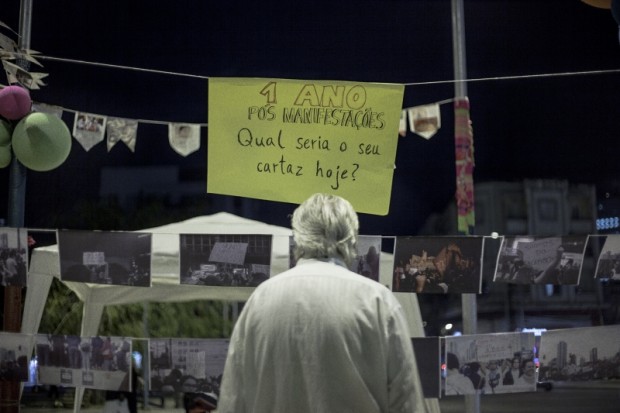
left=451, top=1, right=479, bottom=413
left=142, top=303, right=150, bottom=410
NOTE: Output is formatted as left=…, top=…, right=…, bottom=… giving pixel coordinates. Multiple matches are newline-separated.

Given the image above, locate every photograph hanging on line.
left=288, top=235, right=382, bottom=283
left=58, top=230, right=152, bottom=287
left=0, top=332, right=33, bottom=382
left=444, top=332, right=537, bottom=396
left=0, top=227, right=28, bottom=287
left=348, top=236, right=382, bottom=282
left=493, top=235, right=587, bottom=285
left=411, top=337, right=441, bottom=398
left=149, top=338, right=229, bottom=396
left=35, top=334, right=133, bottom=391
left=593, top=235, right=620, bottom=279
left=392, top=236, right=484, bottom=294
left=538, top=325, right=620, bottom=383
left=179, top=234, right=272, bottom=287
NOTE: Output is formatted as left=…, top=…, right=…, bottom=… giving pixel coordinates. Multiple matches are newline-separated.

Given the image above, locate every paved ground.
left=18, top=381, right=620, bottom=413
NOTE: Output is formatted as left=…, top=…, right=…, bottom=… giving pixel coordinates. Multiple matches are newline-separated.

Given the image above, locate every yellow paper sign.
left=207, top=78, right=404, bottom=215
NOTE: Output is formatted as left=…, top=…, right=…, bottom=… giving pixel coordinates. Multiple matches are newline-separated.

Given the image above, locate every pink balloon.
left=0, top=85, right=32, bottom=120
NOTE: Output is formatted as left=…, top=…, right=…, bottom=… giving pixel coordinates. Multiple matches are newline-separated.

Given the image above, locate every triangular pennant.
left=106, top=117, right=138, bottom=152
left=32, top=102, right=63, bottom=118
left=72, top=112, right=107, bottom=151
left=168, top=123, right=200, bottom=156
left=407, top=103, right=441, bottom=139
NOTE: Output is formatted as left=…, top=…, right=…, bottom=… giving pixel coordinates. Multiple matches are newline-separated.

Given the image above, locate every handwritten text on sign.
left=207, top=78, right=404, bottom=215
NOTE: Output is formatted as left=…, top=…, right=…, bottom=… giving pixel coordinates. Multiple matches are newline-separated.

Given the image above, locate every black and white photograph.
left=493, top=235, right=588, bottom=285
left=0, top=332, right=32, bottom=382
left=58, top=230, right=152, bottom=286
left=0, top=227, right=28, bottom=287
left=180, top=234, right=272, bottom=286
left=149, top=338, right=229, bottom=399
left=444, top=332, right=537, bottom=396
left=348, top=235, right=382, bottom=282
left=412, top=337, right=441, bottom=398
left=538, top=325, right=620, bottom=383
left=35, top=334, right=133, bottom=391
left=594, top=235, right=620, bottom=280
left=392, top=236, right=484, bottom=294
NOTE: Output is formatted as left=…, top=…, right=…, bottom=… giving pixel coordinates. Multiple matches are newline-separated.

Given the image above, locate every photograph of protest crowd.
left=35, top=334, right=132, bottom=391
left=179, top=234, right=272, bottom=287
left=0, top=228, right=28, bottom=287
left=494, top=235, right=587, bottom=285
left=392, top=236, right=484, bottom=294
left=58, top=230, right=152, bottom=286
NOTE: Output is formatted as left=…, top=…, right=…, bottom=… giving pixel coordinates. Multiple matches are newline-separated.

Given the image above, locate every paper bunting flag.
left=0, top=32, right=17, bottom=53
left=32, top=102, right=63, bottom=118
left=106, top=117, right=138, bottom=152
left=399, top=110, right=407, bottom=137
left=73, top=112, right=107, bottom=151
left=168, top=123, right=200, bottom=156
left=407, top=103, right=441, bottom=139
left=2, top=60, right=48, bottom=90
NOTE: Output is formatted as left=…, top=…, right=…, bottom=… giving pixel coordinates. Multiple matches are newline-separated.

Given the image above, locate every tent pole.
left=451, top=1, right=479, bottom=413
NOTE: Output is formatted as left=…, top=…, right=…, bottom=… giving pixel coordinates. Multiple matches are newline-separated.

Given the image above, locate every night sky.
left=1, top=0, right=619, bottom=236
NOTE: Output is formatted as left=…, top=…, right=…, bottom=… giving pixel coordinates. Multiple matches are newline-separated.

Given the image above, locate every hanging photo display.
left=0, top=227, right=28, bottom=287
left=392, top=236, right=484, bottom=294
left=179, top=234, right=272, bottom=287
left=444, top=332, right=537, bottom=396
left=594, top=235, right=620, bottom=279
left=58, top=230, right=152, bottom=287
left=0, top=332, right=33, bottom=382
left=411, top=337, right=441, bottom=398
left=538, top=325, right=620, bottom=383
left=35, top=334, right=133, bottom=391
left=493, top=235, right=588, bottom=285
left=149, top=338, right=229, bottom=395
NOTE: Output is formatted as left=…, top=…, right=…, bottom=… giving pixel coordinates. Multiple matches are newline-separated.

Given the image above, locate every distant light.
left=453, top=331, right=462, bottom=336
left=444, top=323, right=453, bottom=331
left=596, top=216, right=620, bottom=230
left=522, top=327, right=547, bottom=336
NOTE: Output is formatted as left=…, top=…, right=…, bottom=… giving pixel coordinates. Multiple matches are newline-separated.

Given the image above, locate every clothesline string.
left=37, top=55, right=620, bottom=87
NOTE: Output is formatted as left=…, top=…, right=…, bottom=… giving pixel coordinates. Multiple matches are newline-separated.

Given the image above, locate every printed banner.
left=207, top=77, right=405, bottom=215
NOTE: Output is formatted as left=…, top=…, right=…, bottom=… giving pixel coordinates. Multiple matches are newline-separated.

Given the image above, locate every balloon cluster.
left=0, top=85, right=71, bottom=171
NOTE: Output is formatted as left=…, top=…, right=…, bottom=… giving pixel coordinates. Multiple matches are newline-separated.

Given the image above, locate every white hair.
left=291, top=193, right=359, bottom=266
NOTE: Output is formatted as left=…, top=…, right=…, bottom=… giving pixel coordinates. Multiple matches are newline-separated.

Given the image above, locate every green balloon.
left=0, top=119, right=11, bottom=146
left=0, top=145, right=11, bottom=168
left=11, top=112, right=72, bottom=172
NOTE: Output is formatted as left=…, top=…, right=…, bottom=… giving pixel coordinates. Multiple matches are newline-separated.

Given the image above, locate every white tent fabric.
left=20, top=212, right=438, bottom=412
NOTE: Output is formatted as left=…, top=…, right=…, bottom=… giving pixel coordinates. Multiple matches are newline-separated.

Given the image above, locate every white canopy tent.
left=20, top=212, right=436, bottom=412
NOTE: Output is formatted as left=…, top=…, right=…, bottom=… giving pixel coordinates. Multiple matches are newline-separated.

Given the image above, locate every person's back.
left=217, top=193, right=424, bottom=413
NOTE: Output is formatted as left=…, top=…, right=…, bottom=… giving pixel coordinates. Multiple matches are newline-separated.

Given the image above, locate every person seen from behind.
left=217, top=193, right=426, bottom=413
